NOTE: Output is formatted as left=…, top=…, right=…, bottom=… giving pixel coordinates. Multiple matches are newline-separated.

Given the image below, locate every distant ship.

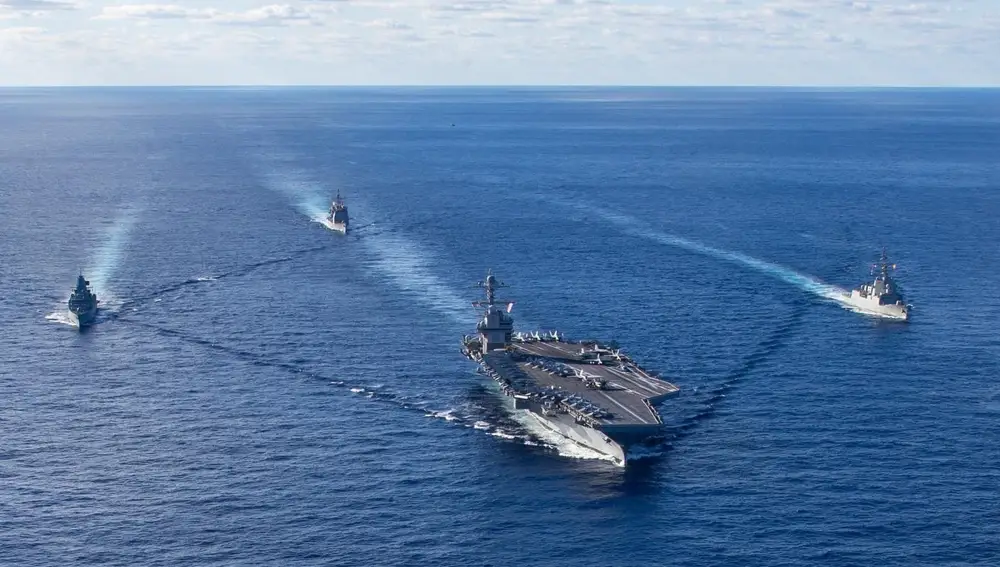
left=68, top=274, right=99, bottom=328
left=327, top=192, right=349, bottom=234
left=849, top=248, right=910, bottom=321
left=461, top=270, right=679, bottom=466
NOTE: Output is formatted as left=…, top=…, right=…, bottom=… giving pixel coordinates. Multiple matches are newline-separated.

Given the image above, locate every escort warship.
left=68, top=274, right=99, bottom=328
left=849, top=248, right=910, bottom=321
left=461, top=271, right=679, bottom=466
left=326, top=192, right=349, bottom=234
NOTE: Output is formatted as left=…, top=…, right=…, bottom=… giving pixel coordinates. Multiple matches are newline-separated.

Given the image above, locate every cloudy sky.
left=0, top=0, right=997, bottom=85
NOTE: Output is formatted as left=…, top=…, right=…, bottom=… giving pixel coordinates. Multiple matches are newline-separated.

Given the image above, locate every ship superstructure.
left=849, top=248, right=910, bottom=321
left=461, top=270, right=679, bottom=466
left=326, top=192, right=349, bottom=234
left=68, top=274, right=99, bottom=328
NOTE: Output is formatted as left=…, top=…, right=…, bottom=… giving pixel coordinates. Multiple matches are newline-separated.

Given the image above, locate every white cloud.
left=212, top=4, right=318, bottom=26
left=365, top=18, right=412, bottom=30
left=0, top=0, right=76, bottom=11
left=95, top=3, right=322, bottom=26
left=0, top=24, right=43, bottom=39
left=0, top=0, right=75, bottom=20
left=94, top=4, right=214, bottom=21
left=1, top=0, right=998, bottom=85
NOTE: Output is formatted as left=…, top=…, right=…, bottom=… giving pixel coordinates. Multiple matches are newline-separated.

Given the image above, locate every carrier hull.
left=462, top=271, right=678, bottom=467
left=527, top=410, right=628, bottom=465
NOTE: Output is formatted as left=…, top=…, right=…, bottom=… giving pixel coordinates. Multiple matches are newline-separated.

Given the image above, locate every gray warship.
left=849, top=248, right=910, bottom=321
left=326, top=192, right=349, bottom=234
left=68, top=274, right=99, bottom=328
left=461, top=271, right=679, bottom=466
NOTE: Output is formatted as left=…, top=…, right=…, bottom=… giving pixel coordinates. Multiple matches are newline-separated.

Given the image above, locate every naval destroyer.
left=849, top=248, right=910, bottom=321
left=68, top=274, right=99, bottom=328
left=461, top=271, right=679, bottom=466
left=326, top=192, right=349, bottom=234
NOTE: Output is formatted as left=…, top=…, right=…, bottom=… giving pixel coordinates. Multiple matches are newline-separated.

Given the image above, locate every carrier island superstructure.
left=461, top=271, right=679, bottom=466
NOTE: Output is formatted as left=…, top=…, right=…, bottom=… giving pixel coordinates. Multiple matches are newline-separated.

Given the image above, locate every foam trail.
left=589, top=207, right=913, bottom=319
left=259, top=165, right=503, bottom=327
left=259, top=170, right=333, bottom=224
left=45, top=311, right=77, bottom=328
left=360, top=228, right=539, bottom=330
left=360, top=230, right=471, bottom=325
left=88, top=210, right=140, bottom=302
left=567, top=203, right=849, bottom=303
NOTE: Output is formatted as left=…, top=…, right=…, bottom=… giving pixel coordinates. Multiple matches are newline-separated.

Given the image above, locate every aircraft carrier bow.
left=461, top=270, right=679, bottom=466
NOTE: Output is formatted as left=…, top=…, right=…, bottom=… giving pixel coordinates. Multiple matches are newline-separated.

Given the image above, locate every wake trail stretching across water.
left=671, top=302, right=808, bottom=439
left=125, top=319, right=446, bottom=415
left=257, top=163, right=473, bottom=320
left=258, top=163, right=498, bottom=328
left=118, top=245, right=330, bottom=313
left=551, top=197, right=850, bottom=304
left=88, top=210, right=140, bottom=303
left=259, top=170, right=332, bottom=224
left=120, top=319, right=551, bottom=453
left=360, top=230, right=472, bottom=326
left=359, top=226, right=541, bottom=332
left=51, top=246, right=328, bottom=328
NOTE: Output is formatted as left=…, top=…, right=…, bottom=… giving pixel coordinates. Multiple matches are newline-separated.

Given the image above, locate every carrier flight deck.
left=462, top=271, right=680, bottom=465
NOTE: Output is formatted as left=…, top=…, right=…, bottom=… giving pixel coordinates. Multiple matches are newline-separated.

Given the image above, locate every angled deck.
left=490, top=340, right=678, bottom=426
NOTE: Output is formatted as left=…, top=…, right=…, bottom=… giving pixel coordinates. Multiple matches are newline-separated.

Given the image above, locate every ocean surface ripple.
left=3, top=88, right=999, bottom=567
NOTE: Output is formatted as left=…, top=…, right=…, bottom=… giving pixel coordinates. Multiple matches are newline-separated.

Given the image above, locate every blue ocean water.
left=2, top=87, right=999, bottom=566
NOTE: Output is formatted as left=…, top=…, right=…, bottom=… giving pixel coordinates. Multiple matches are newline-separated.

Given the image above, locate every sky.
left=0, top=0, right=997, bottom=86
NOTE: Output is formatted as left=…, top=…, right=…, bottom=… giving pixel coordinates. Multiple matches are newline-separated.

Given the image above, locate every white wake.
left=360, top=230, right=472, bottom=325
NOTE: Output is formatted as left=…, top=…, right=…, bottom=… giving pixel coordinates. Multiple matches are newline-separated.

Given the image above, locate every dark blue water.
left=3, top=88, right=999, bottom=566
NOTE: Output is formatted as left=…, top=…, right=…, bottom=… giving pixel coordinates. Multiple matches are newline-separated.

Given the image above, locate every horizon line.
left=1, top=84, right=999, bottom=90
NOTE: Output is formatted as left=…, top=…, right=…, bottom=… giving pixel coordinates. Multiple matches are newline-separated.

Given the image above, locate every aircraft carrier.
left=461, top=271, right=679, bottom=466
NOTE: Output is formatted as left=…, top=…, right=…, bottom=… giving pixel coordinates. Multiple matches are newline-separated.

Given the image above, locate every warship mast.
left=471, top=270, right=514, bottom=352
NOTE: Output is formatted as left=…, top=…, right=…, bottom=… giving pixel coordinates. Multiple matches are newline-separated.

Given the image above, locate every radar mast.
left=472, top=270, right=514, bottom=351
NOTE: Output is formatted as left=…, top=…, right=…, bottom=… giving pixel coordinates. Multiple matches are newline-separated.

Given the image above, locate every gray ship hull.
left=321, top=218, right=348, bottom=234
left=513, top=395, right=666, bottom=466
left=847, top=290, right=910, bottom=320
left=526, top=408, right=628, bottom=465
left=70, top=306, right=98, bottom=328
left=462, top=270, right=678, bottom=468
